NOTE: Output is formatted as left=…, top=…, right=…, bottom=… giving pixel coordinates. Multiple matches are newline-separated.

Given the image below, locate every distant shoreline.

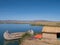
left=0, top=20, right=60, bottom=27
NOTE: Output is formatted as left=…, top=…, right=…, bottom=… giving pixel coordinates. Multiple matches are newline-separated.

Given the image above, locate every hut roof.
left=42, top=26, right=60, bottom=33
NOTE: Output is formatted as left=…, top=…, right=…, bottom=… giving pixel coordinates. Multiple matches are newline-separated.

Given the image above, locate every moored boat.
left=3, top=31, right=25, bottom=40
left=3, top=30, right=34, bottom=40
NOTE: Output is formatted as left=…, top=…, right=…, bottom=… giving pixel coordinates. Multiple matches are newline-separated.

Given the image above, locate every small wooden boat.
left=3, top=31, right=25, bottom=40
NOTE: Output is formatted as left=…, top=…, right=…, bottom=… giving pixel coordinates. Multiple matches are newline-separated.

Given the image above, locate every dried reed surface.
left=42, top=26, right=60, bottom=33
left=57, top=40, right=60, bottom=45
left=20, top=39, right=60, bottom=45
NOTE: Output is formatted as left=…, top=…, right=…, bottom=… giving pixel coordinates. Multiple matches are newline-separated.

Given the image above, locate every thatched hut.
left=42, top=26, right=60, bottom=39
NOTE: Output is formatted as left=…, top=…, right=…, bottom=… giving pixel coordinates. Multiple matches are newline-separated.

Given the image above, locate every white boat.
left=3, top=31, right=25, bottom=40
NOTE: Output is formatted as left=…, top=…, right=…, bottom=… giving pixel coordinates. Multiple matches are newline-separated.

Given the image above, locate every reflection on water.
left=4, top=39, right=20, bottom=45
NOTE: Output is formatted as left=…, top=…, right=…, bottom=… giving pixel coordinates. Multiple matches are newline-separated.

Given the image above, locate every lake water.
left=0, top=24, right=43, bottom=45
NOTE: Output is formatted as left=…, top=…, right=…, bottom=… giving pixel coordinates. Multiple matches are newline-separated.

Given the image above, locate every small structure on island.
left=27, top=29, right=34, bottom=35
left=42, top=26, right=60, bottom=39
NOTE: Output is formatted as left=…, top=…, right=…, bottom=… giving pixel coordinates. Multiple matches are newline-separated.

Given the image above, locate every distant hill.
left=0, top=20, right=31, bottom=24
left=0, top=20, right=60, bottom=26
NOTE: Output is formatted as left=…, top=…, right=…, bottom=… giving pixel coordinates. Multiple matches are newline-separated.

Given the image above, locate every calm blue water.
left=0, top=24, right=43, bottom=45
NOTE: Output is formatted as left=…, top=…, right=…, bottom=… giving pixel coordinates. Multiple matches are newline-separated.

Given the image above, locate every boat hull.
left=3, top=31, right=25, bottom=40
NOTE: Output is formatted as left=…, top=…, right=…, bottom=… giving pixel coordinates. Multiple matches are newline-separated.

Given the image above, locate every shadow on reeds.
left=3, top=39, right=20, bottom=45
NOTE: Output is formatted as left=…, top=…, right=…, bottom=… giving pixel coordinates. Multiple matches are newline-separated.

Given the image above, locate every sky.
left=0, top=0, right=60, bottom=21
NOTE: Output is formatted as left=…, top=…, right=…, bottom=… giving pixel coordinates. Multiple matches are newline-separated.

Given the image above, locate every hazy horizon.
left=0, top=20, right=60, bottom=22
